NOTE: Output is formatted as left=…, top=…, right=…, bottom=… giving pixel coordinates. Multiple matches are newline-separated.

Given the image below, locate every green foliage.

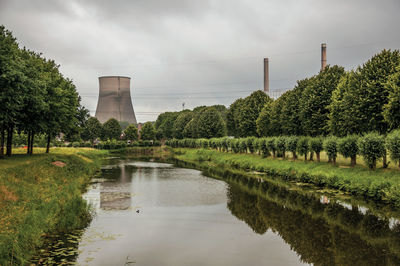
left=300, top=65, right=346, bottom=136
left=358, top=132, right=386, bottom=169
left=266, top=137, right=277, bottom=157
left=155, top=112, right=180, bottom=139
left=228, top=91, right=272, bottom=137
left=140, top=122, right=156, bottom=140
left=337, top=135, right=359, bottom=165
left=286, top=136, right=299, bottom=159
left=309, top=137, right=323, bottom=161
left=81, top=117, right=102, bottom=143
left=297, top=136, right=310, bottom=160
left=196, top=107, right=227, bottom=138
left=386, top=129, right=400, bottom=168
left=323, top=136, right=338, bottom=164
left=275, top=136, right=287, bottom=158
left=383, top=71, right=400, bottom=130
left=245, top=137, right=257, bottom=153
left=329, top=50, right=400, bottom=135
left=256, top=101, right=274, bottom=137
left=124, top=124, right=138, bottom=141
left=102, top=118, right=122, bottom=140
left=173, top=111, right=194, bottom=139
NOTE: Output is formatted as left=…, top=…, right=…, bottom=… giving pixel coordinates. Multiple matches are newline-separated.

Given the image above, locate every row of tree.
left=155, top=49, right=400, bottom=140
left=166, top=130, right=400, bottom=170
left=0, top=26, right=87, bottom=156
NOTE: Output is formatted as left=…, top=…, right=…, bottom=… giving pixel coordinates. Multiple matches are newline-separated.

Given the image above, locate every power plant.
left=95, top=76, right=137, bottom=125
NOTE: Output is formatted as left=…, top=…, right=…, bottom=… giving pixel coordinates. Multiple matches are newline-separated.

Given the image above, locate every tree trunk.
left=333, top=157, right=336, bottom=165
left=6, top=125, right=13, bottom=156
left=309, top=152, right=314, bottom=161
left=30, top=132, right=35, bottom=155
left=27, top=131, right=31, bottom=154
left=351, top=156, right=356, bottom=167
left=383, top=153, right=388, bottom=168
left=316, top=152, right=321, bottom=162
left=46, top=133, right=51, bottom=153
left=0, top=127, right=4, bottom=158
left=304, top=154, right=307, bottom=161
left=398, top=160, right=400, bottom=169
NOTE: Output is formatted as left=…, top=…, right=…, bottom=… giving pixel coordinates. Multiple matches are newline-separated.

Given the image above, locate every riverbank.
left=172, top=148, right=400, bottom=206
left=0, top=148, right=108, bottom=264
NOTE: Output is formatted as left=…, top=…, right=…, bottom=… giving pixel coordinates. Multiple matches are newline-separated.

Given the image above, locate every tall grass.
left=0, top=148, right=107, bottom=264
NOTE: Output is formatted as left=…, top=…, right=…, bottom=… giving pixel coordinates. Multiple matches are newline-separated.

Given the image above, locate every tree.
left=386, top=129, right=400, bottom=168
left=226, top=98, right=244, bottom=137
left=383, top=71, right=400, bottom=131
left=154, top=112, right=179, bottom=139
left=124, top=124, right=138, bottom=141
left=196, top=107, right=226, bottom=138
left=256, top=101, right=274, bottom=137
left=140, top=122, right=156, bottom=140
left=324, top=136, right=338, bottom=165
left=329, top=50, right=400, bottom=135
left=337, top=135, right=359, bottom=166
left=300, top=65, right=345, bottom=136
left=236, top=90, right=272, bottom=137
left=82, top=117, right=102, bottom=144
left=173, top=111, right=193, bottom=139
left=279, top=79, right=310, bottom=135
left=102, top=118, right=122, bottom=140
left=358, top=132, right=386, bottom=170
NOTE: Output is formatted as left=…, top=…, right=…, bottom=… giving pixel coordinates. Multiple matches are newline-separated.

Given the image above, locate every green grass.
left=0, top=148, right=108, bottom=265
left=174, top=148, right=400, bottom=206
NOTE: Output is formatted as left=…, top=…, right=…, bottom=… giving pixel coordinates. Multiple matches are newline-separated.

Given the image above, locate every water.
left=71, top=158, right=400, bottom=265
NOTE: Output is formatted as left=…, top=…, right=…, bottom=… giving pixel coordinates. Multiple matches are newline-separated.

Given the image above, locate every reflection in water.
left=75, top=159, right=400, bottom=266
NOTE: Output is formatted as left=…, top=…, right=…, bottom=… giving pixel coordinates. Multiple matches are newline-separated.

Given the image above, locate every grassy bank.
left=0, top=148, right=108, bottom=265
left=173, top=148, right=400, bottom=206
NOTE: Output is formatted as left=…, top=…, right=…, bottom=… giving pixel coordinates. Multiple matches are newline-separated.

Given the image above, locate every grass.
left=173, top=148, right=400, bottom=206
left=0, top=147, right=108, bottom=265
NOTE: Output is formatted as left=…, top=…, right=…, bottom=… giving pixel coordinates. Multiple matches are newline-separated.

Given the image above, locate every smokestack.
left=321, top=43, right=327, bottom=71
left=95, top=76, right=137, bottom=125
left=264, top=58, right=269, bottom=93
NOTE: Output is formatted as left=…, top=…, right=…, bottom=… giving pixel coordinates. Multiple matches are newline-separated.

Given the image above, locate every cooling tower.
left=95, top=76, right=137, bottom=125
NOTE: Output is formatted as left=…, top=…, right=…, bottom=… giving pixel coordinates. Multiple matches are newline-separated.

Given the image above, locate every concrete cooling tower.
left=95, top=76, right=137, bottom=125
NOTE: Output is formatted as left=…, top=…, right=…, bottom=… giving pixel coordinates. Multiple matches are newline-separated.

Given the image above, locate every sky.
left=1, top=0, right=400, bottom=122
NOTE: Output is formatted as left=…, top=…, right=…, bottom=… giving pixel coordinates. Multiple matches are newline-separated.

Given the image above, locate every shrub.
left=310, top=137, right=323, bottom=162
left=266, top=137, right=277, bottom=157
left=239, top=139, right=247, bottom=153
left=297, top=136, right=310, bottom=160
left=286, top=136, right=299, bottom=159
left=259, top=138, right=269, bottom=157
left=386, top=129, right=400, bottom=169
left=358, top=132, right=386, bottom=170
left=246, top=137, right=257, bottom=154
left=338, top=135, right=359, bottom=166
left=72, top=141, right=80, bottom=148
left=324, top=136, right=338, bottom=165
left=275, top=136, right=287, bottom=158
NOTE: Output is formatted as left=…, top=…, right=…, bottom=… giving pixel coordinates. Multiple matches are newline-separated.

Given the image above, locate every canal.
left=39, top=157, right=400, bottom=265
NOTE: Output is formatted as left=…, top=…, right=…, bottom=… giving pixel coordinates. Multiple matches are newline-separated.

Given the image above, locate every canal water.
left=70, top=158, right=400, bottom=265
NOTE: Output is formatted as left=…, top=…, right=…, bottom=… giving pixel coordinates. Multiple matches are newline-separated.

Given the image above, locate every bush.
left=310, top=137, right=323, bottom=162
left=275, top=136, right=287, bottom=158
left=338, top=135, right=359, bottom=166
left=324, top=136, right=338, bottom=165
left=259, top=138, right=269, bottom=157
left=72, top=141, right=80, bottom=148
left=239, top=139, right=247, bottom=153
left=266, top=137, right=277, bottom=157
left=297, top=137, right=310, bottom=160
left=386, top=129, right=400, bottom=169
left=286, top=136, right=298, bottom=159
left=246, top=137, right=257, bottom=154
left=358, top=132, right=386, bottom=170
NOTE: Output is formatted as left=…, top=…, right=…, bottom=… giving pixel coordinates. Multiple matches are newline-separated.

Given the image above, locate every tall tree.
left=154, top=112, right=180, bottom=139
left=300, top=65, right=345, bottom=136
left=329, top=50, right=400, bottom=135
left=102, top=118, right=122, bottom=140
left=173, top=111, right=194, bottom=139
left=196, top=107, right=227, bottom=138
left=140, top=122, right=156, bottom=140
left=82, top=117, right=103, bottom=144
left=226, top=98, right=244, bottom=137
left=124, top=124, right=138, bottom=141
left=383, top=70, right=400, bottom=131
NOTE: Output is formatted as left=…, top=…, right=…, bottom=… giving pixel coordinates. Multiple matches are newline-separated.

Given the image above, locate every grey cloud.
left=1, top=0, right=400, bottom=122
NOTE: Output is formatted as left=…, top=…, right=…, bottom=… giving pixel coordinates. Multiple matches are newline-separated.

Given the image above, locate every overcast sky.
left=1, top=0, right=400, bottom=122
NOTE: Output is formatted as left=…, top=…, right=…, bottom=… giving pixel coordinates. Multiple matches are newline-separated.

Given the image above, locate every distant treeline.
left=0, top=26, right=87, bottom=156
left=154, top=49, right=400, bottom=139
